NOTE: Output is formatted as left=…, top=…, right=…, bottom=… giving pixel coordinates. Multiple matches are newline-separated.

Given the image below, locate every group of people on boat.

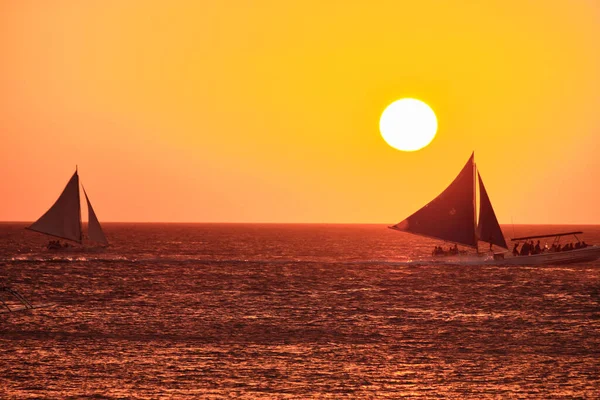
left=432, top=244, right=459, bottom=256
left=512, top=240, right=588, bottom=256
left=46, top=240, right=71, bottom=250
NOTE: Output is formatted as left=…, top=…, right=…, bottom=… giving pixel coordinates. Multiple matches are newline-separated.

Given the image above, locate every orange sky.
left=1, top=1, right=599, bottom=223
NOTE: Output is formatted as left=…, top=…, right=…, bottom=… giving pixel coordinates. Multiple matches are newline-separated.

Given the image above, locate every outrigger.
left=0, top=286, right=54, bottom=314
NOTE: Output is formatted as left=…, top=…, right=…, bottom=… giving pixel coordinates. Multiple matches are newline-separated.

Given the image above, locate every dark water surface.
left=1, top=223, right=600, bottom=398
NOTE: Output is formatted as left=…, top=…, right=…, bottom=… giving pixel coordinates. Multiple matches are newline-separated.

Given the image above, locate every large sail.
left=83, top=187, right=109, bottom=246
left=390, top=153, right=477, bottom=248
left=476, top=172, right=508, bottom=249
left=27, top=171, right=82, bottom=243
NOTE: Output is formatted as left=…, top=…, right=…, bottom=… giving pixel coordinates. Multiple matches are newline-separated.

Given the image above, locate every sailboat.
left=389, top=152, right=600, bottom=265
left=26, top=168, right=108, bottom=249
left=2, top=168, right=105, bottom=313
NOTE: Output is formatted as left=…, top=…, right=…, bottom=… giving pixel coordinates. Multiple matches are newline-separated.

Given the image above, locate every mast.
left=473, top=153, right=478, bottom=253
left=76, top=169, right=82, bottom=243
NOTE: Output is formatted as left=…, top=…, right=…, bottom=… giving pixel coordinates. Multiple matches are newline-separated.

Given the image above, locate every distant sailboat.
left=26, top=169, right=108, bottom=248
left=389, top=153, right=600, bottom=265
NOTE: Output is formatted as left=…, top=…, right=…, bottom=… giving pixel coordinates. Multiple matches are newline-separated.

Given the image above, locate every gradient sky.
left=2, top=1, right=599, bottom=223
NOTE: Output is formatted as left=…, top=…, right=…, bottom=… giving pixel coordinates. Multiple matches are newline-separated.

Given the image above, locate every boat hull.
left=494, top=246, right=600, bottom=266
left=414, top=246, right=600, bottom=266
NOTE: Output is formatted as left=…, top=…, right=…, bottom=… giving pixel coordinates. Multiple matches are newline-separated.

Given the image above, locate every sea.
left=1, top=223, right=600, bottom=399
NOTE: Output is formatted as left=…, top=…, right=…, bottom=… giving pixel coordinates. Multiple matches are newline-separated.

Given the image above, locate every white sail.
left=83, top=187, right=108, bottom=246
left=27, top=171, right=82, bottom=243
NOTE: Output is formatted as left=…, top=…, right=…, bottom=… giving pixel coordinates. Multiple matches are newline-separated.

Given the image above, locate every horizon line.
left=3, top=221, right=600, bottom=226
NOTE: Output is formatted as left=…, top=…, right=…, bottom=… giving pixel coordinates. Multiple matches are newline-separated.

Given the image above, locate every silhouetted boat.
left=389, top=152, right=600, bottom=265
left=504, top=231, right=600, bottom=265
left=26, top=168, right=108, bottom=250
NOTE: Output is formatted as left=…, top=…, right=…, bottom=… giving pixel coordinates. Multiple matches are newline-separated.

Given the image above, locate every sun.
left=379, top=98, right=438, bottom=152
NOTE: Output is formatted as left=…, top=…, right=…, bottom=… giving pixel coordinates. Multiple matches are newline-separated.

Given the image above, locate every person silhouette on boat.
left=512, top=243, right=519, bottom=256
left=519, top=241, right=529, bottom=256
left=433, top=246, right=446, bottom=256
left=534, top=240, right=541, bottom=255
left=450, top=244, right=458, bottom=255
left=582, top=241, right=588, bottom=248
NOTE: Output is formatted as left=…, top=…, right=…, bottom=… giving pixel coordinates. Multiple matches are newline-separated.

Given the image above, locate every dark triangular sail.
left=26, top=171, right=82, bottom=243
left=476, top=172, right=508, bottom=249
left=83, top=186, right=109, bottom=246
left=390, top=153, right=477, bottom=248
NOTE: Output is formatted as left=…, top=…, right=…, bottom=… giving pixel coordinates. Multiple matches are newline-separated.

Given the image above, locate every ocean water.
left=1, top=223, right=600, bottom=399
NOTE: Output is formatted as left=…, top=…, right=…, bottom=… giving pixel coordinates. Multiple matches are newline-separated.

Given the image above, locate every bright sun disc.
left=379, top=98, right=438, bottom=152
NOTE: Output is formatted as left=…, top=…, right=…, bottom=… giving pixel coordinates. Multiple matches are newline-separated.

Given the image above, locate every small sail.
left=83, top=187, right=108, bottom=246
left=390, top=153, right=478, bottom=248
left=477, top=172, right=508, bottom=249
left=27, top=171, right=82, bottom=243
